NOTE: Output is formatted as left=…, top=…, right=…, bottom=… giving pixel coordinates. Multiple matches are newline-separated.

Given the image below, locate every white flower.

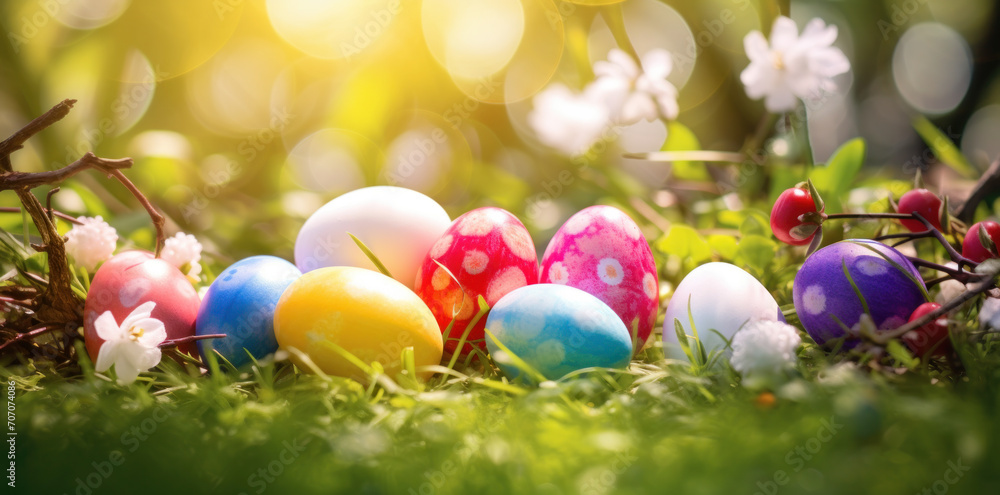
left=740, top=16, right=850, bottom=113
left=528, top=83, right=611, bottom=156
left=161, top=232, right=203, bottom=282
left=935, top=263, right=969, bottom=306
left=980, top=298, right=1000, bottom=330
left=64, top=216, right=118, bottom=271
left=730, top=319, right=801, bottom=378
left=592, top=48, right=679, bottom=125
left=94, top=302, right=166, bottom=385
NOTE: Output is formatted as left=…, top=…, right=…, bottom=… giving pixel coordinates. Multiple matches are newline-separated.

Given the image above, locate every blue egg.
left=485, top=284, right=632, bottom=381
left=196, top=256, right=302, bottom=367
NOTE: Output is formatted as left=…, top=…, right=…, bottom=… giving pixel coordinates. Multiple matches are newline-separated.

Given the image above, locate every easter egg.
left=414, top=207, right=539, bottom=354
left=273, top=266, right=443, bottom=380
left=485, top=284, right=632, bottom=381
left=293, top=186, right=451, bottom=289
left=662, top=262, right=784, bottom=360
left=793, top=239, right=927, bottom=347
left=195, top=256, right=302, bottom=368
left=84, top=251, right=200, bottom=360
left=540, top=205, right=658, bottom=351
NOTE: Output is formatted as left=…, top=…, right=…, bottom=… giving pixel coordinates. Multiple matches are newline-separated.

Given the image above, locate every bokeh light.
left=892, top=22, right=973, bottom=115
left=266, top=0, right=399, bottom=60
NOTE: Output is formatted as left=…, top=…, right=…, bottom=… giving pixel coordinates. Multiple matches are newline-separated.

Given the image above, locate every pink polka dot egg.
left=414, top=207, right=539, bottom=354
left=540, top=205, right=659, bottom=351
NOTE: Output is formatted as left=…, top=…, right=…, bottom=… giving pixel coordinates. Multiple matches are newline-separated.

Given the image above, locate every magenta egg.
left=414, top=207, right=539, bottom=354
left=540, top=206, right=659, bottom=351
left=84, top=251, right=201, bottom=360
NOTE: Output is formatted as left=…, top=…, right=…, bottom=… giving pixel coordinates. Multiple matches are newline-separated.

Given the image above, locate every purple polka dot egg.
left=793, top=239, right=927, bottom=348
left=540, top=205, right=659, bottom=351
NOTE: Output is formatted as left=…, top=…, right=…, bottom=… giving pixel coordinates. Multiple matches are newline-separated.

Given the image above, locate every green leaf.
left=912, top=116, right=976, bottom=178
left=661, top=122, right=709, bottom=180
left=735, top=234, right=777, bottom=273
left=656, top=225, right=711, bottom=263
left=809, top=138, right=865, bottom=204
left=738, top=210, right=772, bottom=237
left=887, top=340, right=919, bottom=369
left=707, top=234, right=738, bottom=260
left=348, top=232, right=393, bottom=278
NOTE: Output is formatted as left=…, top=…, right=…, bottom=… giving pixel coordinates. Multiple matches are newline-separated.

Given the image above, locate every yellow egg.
left=274, top=267, right=443, bottom=380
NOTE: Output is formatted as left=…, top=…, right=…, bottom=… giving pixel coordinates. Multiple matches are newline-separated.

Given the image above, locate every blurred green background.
left=2, top=0, right=998, bottom=266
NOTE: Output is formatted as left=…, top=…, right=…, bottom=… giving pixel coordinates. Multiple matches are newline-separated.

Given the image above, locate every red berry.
left=897, top=189, right=943, bottom=232
left=770, top=187, right=819, bottom=246
left=962, top=221, right=1000, bottom=262
left=902, top=302, right=950, bottom=357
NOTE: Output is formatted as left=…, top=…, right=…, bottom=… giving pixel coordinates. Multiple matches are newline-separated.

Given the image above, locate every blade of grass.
left=348, top=232, right=392, bottom=278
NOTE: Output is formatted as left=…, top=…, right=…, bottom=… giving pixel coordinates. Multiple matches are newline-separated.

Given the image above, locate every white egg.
left=294, top=186, right=451, bottom=289
left=662, top=262, right=783, bottom=361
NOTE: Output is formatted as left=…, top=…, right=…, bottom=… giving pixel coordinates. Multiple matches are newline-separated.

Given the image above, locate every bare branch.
left=0, top=152, right=132, bottom=191
left=0, top=99, right=76, bottom=159
left=955, top=156, right=1000, bottom=224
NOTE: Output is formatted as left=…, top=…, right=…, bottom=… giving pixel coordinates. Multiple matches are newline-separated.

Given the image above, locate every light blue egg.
left=196, top=256, right=301, bottom=367
left=485, top=284, right=632, bottom=381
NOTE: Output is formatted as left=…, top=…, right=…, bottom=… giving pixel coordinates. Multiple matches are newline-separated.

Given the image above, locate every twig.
left=0, top=325, right=59, bottom=351
left=906, top=257, right=983, bottom=283
left=0, top=206, right=82, bottom=224
left=159, top=333, right=226, bottom=348
left=955, top=156, right=1000, bottom=223
left=0, top=152, right=132, bottom=191
left=105, top=169, right=165, bottom=256
left=0, top=99, right=76, bottom=159
left=873, top=265, right=1000, bottom=344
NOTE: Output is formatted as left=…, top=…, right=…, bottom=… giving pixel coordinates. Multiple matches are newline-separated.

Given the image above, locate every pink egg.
left=414, top=207, right=539, bottom=354
left=84, top=251, right=201, bottom=360
left=540, top=206, right=659, bottom=352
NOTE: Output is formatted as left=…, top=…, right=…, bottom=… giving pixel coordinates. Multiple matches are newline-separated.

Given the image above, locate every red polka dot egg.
left=414, top=207, right=539, bottom=354
left=84, top=251, right=201, bottom=359
left=540, top=206, right=659, bottom=352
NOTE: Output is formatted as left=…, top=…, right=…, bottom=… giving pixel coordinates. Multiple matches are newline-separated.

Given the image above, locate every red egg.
left=414, top=207, right=539, bottom=354
left=84, top=251, right=200, bottom=360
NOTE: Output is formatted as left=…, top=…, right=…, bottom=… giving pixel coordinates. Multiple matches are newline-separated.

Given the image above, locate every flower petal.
left=769, top=16, right=799, bottom=53
left=640, top=49, right=673, bottom=79
left=114, top=362, right=141, bottom=385
left=95, top=340, right=119, bottom=373
left=764, top=88, right=798, bottom=113
left=133, top=318, right=167, bottom=347
left=799, top=18, right=837, bottom=48
left=120, top=301, right=157, bottom=330
left=94, top=311, right=122, bottom=341
left=743, top=31, right=770, bottom=62
left=606, top=48, right=639, bottom=79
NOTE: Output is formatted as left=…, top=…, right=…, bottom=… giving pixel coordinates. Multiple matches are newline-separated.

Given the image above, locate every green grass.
left=7, top=335, right=1000, bottom=495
